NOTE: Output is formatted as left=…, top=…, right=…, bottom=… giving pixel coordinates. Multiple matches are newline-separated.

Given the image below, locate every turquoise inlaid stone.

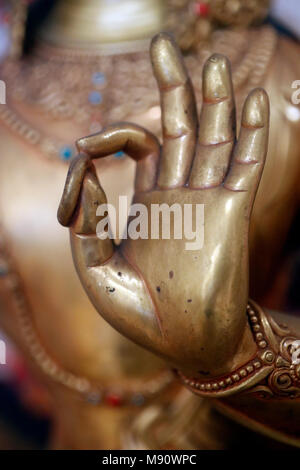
left=114, top=151, right=125, bottom=159
left=59, top=146, right=73, bottom=161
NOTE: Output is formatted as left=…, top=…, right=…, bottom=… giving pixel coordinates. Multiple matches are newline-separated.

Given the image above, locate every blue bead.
left=114, top=151, right=124, bottom=159
left=92, top=72, right=106, bottom=86
left=88, top=91, right=103, bottom=105
left=86, top=392, right=102, bottom=405
left=131, top=393, right=145, bottom=406
left=60, top=146, right=73, bottom=160
left=0, top=265, right=8, bottom=277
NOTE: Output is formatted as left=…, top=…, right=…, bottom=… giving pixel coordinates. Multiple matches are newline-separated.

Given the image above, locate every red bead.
left=2, top=13, right=11, bottom=24
left=105, top=393, right=123, bottom=407
left=194, top=2, right=210, bottom=17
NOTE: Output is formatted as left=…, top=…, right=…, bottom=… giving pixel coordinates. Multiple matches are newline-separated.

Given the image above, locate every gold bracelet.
left=176, top=300, right=300, bottom=399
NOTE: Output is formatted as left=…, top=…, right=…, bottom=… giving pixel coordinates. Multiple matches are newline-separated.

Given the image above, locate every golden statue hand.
left=58, top=33, right=269, bottom=378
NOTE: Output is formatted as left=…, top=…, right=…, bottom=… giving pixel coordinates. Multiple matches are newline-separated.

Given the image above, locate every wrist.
left=176, top=300, right=300, bottom=399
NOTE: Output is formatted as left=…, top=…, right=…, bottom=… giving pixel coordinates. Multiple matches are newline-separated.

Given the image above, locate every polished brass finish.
left=210, top=0, right=270, bottom=27
left=40, top=1, right=270, bottom=53
left=40, top=0, right=165, bottom=49
left=1, top=0, right=299, bottom=450
left=178, top=301, right=300, bottom=399
left=59, top=33, right=300, bottom=446
left=166, top=0, right=271, bottom=51
left=59, top=32, right=268, bottom=378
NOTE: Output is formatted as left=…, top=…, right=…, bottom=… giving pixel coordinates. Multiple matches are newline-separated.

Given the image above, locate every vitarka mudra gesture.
left=58, top=33, right=300, bottom=447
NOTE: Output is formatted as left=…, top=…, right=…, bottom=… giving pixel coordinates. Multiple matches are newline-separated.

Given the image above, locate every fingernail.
left=203, top=54, right=231, bottom=102
left=242, top=88, right=269, bottom=128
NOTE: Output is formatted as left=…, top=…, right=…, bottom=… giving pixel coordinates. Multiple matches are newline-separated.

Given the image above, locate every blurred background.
left=0, top=0, right=299, bottom=450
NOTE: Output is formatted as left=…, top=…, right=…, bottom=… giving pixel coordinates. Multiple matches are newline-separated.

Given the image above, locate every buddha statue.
left=59, top=32, right=300, bottom=448
left=0, top=0, right=299, bottom=449
left=0, top=0, right=172, bottom=450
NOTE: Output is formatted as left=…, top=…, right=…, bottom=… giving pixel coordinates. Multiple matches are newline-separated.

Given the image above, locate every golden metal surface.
left=59, top=32, right=300, bottom=447
left=59, top=33, right=268, bottom=377
left=40, top=0, right=165, bottom=50
left=40, top=0, right=270, bottom=53
left=0, top=0, right=300, bottom=450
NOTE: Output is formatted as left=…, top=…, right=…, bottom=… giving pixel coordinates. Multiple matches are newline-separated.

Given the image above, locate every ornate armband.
left=177, top=300, right=300, bottom=399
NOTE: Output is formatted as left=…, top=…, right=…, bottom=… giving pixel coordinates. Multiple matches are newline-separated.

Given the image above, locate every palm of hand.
left=122, top=186, right=248, bottom=372
left=58, top=33, right=269, bottom=377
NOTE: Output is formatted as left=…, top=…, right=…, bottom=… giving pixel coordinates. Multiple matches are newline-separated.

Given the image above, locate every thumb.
left=71, top=165, right=108, bottom=235
left=57, top=153, right=91, bottom=227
